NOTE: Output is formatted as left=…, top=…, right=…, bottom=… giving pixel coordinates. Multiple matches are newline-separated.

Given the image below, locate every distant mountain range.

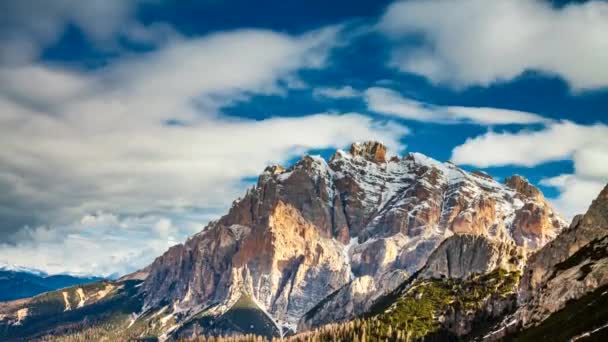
left=0, top=141, right=606, bottom=341
left=0, top=267, right=103, bottom=302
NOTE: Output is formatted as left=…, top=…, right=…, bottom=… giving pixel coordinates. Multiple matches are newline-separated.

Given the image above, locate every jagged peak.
left=504, top=174, right=542, bottom=199
left=348, top=141, right=387, bottom=163
left=264, top=164, right=286, bottom=175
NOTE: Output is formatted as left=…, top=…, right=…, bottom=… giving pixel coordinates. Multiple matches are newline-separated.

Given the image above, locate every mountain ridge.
left=0, top=141, right=570, bottom=341
left=0, top=267, right=103, bottom=302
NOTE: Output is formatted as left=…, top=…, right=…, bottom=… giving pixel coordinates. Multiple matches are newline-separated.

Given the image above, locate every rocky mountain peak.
left=264, top=164, right=286, bottom=175
left=0, top=146, right=568, bottom=341
left=349, top=141, right=387, bottom=163
left=505, top=174, right=542, bottom=200
left=123, top=147, right=567, bottom=335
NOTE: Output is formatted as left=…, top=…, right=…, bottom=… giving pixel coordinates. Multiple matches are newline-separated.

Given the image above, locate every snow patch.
left=277, top=171, right=293, bottom=181
left=343, top=237, right=359, bottom=280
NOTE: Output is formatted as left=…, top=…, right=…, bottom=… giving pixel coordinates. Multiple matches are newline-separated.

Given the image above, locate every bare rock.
left=420, top=234, right=523, bottom=280
left=516, top=184, right=608, bottom=328
left=349, top=141, right=387, bottom=163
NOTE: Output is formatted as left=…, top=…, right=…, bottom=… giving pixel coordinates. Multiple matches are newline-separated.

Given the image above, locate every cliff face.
left=139, top=141, right=565, bottom=335
left=515, top=184, right=608, bottom=328
left=419, top=234, right=525, bottom=280
left=301, top=234, right=523, bottom=333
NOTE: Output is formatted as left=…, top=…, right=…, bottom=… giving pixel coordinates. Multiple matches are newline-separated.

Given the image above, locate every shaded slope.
left=510, top=283, right=608, bottom=341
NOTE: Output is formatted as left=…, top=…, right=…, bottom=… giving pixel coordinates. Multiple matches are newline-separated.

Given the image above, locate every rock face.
left=514, top=184, right=608, bottom=328
left=138, top=141, right=565, bottom=337
left=301, top=234, right=522, bottom=332
left=419, top=234, right=524, bottom=280
left=297, top=269, right=409, bottom=331
left=349, top=141, right=387, bottom=163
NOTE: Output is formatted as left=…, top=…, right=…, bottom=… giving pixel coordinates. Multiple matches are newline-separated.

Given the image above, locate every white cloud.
left=451, top=121, right=608, bottom=218
left=365, top=87, right=548, bottom=125
left=539, top=174, right=605, bottom=219
left=0, top=212, right=203, bottom=277
left=313, top=85, right=360, bottom=99
left=451, top=121, right=608, bottom=167
left=378, top=0, right=608, bottom=90
left=573, top=147, right=608, bottom=179
left=0, top=27, right=408, bottom=275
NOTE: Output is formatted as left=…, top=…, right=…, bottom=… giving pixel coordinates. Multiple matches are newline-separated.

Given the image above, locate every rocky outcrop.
left=420, top=234, right=524, bottom=280
left=506, top=175, right=562, bottom=250
left=349, top=141, right=387, bottom=163
left=300, top=234, right=525, bottom=331
left=298, top=269, right=409, bottom=331
left=505, top=175, right=542, bottom=201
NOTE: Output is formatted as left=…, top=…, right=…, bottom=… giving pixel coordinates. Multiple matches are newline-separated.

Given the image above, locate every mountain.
left=278, top=183, right=608, bottom=342
left=0, top=141, right=568, bottom=341
left=0, top=267, right=103, bottom=302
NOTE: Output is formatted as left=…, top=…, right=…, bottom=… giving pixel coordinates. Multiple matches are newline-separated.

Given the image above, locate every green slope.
left=174, top=293, right=281, bottom=340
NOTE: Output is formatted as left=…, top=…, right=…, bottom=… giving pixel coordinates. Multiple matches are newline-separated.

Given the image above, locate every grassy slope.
left=175, top=294, right=280, bottom=340
left=372, top=269, right=520, bottom=340
left=212, top=294, right=280, bottom=338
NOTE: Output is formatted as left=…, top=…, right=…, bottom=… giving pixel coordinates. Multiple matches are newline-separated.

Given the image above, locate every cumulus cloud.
left=539, top=174, right=605, bottom=219
left=378, top=0, right=608, bottom=90
left=313, top=85, right=361, bottom=99
left=451, top=121, right=608, bottom=167
left=365, top=87, right=548, bottom=125
left=0, top=26, right=408, bottom=275
left=451, top=121, right=608, bottom=218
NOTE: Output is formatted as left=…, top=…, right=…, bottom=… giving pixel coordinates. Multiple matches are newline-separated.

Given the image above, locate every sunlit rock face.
left=140, top=141, right=567, bottom=335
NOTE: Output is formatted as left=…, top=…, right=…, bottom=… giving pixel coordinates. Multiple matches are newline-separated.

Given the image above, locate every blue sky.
left=0, top=0, right=606, bottom=276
